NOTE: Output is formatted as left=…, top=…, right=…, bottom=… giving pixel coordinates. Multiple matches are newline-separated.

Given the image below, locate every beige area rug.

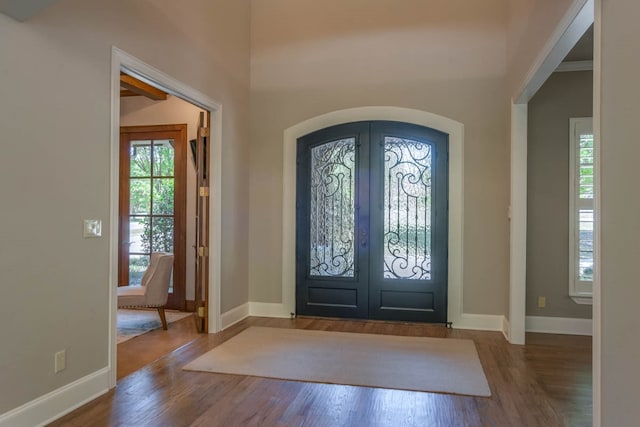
left=183, top=326, right=491, bottom=397
left=117, top=309, right=192, bottom=344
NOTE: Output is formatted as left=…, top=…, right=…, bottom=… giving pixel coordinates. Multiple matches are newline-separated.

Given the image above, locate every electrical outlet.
left=537, top=296, right=546, bottom=308
left=54, top=350, right=66, bottom=373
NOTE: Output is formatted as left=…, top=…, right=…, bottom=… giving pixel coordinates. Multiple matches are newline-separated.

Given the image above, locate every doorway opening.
left=296, top=121, right=449, bottom=323
left=116, top=85, right=206, bottom=379
left=508, top=0, right=596, bottom=422
left=109, top=47, right=222, bottom=387
left=509, top=0, right=594, bottom=346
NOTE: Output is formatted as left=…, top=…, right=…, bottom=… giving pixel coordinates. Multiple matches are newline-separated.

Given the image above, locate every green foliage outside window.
left=130, top=142, right=175, bottom=256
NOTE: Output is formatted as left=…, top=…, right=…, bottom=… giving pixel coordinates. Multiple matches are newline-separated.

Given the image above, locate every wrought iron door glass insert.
left=383, top=137, right=432, bottom=280
left=309, top=137, right=356, bottom=277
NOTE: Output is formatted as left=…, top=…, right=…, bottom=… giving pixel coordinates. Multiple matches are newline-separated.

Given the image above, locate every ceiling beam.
left=120, top=89, right=140, bottom=97
left=120, top=74, right=167, bottom=101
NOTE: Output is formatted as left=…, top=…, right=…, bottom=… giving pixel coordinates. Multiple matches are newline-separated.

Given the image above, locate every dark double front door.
left=296, top=121, right=449, bottom=323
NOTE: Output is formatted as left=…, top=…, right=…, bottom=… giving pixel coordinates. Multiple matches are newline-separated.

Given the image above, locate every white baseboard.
left=220, top=303, right=250, bottom=330
left=221, top=302, right=291, bottom=327
left=241, top=302, right=509, bottom=336
left=0, top=367, right=110, bottom=427
left=453, top=313, right=505, bottom=332
left=501, top=316, right=511, bottom=342
left=245, top=304, right=506, bottom=333
left=525, top=315, right=592, bottom=336
left=249, top=302, right=291, bottom=318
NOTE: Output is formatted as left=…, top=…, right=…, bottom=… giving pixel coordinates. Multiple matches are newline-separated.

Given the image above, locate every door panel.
left=193, top=111, right=210, bottom=332
left=296, top=121, right=448, bottom=323
left=296, top=122, right=370, bottom=318
left=369, top=122, right=448, bottom=323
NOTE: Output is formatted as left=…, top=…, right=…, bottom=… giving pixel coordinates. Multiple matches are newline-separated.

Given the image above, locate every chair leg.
left=157, top=307, right=168, bottom=330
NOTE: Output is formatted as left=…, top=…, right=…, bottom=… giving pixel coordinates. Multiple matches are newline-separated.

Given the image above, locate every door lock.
left=359, top=229, right=368, bottom=247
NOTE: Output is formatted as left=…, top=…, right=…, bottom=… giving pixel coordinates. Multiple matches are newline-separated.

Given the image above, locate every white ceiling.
left=0, top=0, right=58, bottom=21
left=0, top=1, right=594, bottom=63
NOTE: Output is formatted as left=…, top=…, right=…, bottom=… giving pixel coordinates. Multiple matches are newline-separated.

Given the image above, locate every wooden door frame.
left=118, top=124, right=187, bottom=310
left=110, top=47, right=223, bottom=389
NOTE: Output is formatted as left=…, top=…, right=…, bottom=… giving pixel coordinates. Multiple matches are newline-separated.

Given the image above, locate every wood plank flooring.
left=117, top=313, right=200, bottom=379
left=50, top=317, right=592, bottom=427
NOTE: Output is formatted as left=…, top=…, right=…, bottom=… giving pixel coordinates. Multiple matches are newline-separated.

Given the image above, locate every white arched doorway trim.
left=280, top=106, right=473, bottom=328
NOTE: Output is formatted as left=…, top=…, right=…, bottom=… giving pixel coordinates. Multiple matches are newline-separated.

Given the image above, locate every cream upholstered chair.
left=117, top=252, right=175, bottom=330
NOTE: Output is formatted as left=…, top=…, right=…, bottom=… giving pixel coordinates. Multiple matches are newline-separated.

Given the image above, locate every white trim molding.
left=526, top=316, right=593, bottom=336
left=222, top=302, right=294, bottom=330
left=249, top=302, right=292, bottom=319
left=509, top=103, right=528, bottom=345
left=508, top=0, right=597, bottom=422
left=510, top=0, right=595, bottom=347
left=454, top=314, right=506, bottom=332
left=245, top=304, right=510, bottom=336
left=221, top=303, right=250, bottom=330
left=0, top=368, right=109, bottom=427
left=282, top=106, right=467, bottom=327
left=571, top=296, right=593, bottom=305
left=514, top=0, right=594, bottom=104
left=110, top=47, right=224, bottom=388
left=502, top=316, right=511, bottom=342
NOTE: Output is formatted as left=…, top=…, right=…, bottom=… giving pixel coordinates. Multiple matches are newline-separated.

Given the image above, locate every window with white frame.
left=569, top=117, right=594, bottom=303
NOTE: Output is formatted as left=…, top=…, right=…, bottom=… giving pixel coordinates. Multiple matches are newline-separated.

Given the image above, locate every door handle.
left=359, top=228, right=367, bottom=247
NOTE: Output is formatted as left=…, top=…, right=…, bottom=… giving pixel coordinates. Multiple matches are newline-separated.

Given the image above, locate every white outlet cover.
left=83, top=219, right=102, bottom=238
left=54, top=350, right=66, bottom=373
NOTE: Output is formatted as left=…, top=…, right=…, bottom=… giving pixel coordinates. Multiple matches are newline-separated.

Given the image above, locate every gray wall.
left=248, top=0, right=511, bottom=316
left=0, top=0, right=250, bottom=414
left=526, top=70, right=593, bottom=319
left=600, top=0, right=640, bottom=423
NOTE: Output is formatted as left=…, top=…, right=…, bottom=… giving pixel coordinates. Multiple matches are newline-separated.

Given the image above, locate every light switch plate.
left=83, top=219, right=102, bottom=238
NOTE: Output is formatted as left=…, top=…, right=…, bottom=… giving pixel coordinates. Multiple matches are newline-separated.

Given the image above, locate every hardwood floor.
left=117, top=313, right=200, bottom=379
left=50, top=317, right=592, bottom=427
